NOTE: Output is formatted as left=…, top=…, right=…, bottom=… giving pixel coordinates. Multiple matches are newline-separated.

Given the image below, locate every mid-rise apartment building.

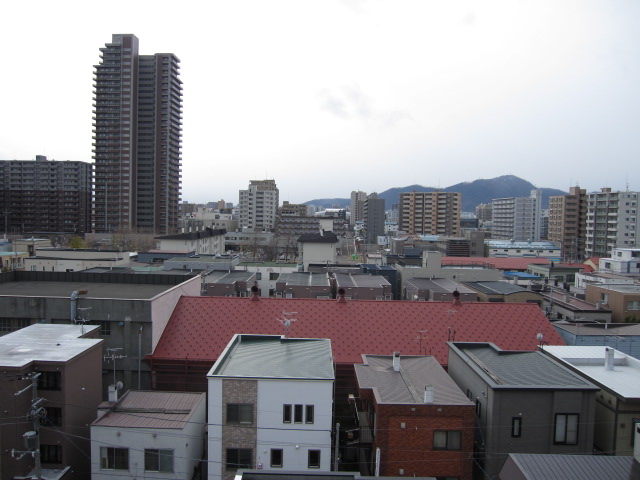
left=363, top=193, right=385, bottom=244
left=0, top=155, right=92, bottom=234
left=585, top=188, right=639, bottom=257
left=549, top=186, right=587, bottom=261
left=492, top=189, right=542, bottom=242
left=93, top=34, right=182, bottom=235
left=239, top=180, right=279, bottom=231
left=398, top=191, right=461, bottom=236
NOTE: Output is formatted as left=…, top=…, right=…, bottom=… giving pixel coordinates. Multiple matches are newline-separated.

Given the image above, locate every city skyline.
left=1, top=0, right=638, bottom=204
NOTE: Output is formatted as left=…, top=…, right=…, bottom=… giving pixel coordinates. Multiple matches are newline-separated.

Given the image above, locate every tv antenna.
left=277, top=311, right=298, bottom=337
left=75, top=307, right=92, bottom=334
left=415, top=330, right=428, bottom=355
left=104, top=347, right=127, bottom=386
left=447, top=308, right=457, bottom=341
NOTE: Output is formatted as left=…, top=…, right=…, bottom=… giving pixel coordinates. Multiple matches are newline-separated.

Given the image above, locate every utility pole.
left=11, top=372, right=44, bottom=480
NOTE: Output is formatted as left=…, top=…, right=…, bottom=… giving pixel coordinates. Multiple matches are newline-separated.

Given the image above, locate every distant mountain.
left=304, top=175, right=567, bottom=212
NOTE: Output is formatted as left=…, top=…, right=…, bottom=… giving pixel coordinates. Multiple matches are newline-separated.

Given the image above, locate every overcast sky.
left=1, top=0, right=638, bottom=205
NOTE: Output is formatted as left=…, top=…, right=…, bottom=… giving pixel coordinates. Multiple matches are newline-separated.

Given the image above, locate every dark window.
left=270, top=449, right=283, bottom=468
left=38, top=371, right=61, bottom=391
left=227, top=403, right=253, bottom=424
left=475, top=398, right=481, bottom=418
left=92, top=320, right=111, bottom=336
left=145, top=449, right=174, bottom=472
left=46, top=407, right=62, bottom=427
left=100, top=447, right=129, bottom=470
left=283, top=404, right=291, bottom=423
left=270, top=272, right=279, bottom=280
left=41, top=444, right=62, bottom=464
left=512, top=417, right=522, bottom=437
left=554, top=414, right=579, bottom=444
left=308, top=449, right=321, bottom=468
left=226, top=448, right=252, bottom=470
left=433, top=430, right=461, bottom=450
left=305, top=405, right=315, bottom=424
left=294, top=404, right=303, bottom=423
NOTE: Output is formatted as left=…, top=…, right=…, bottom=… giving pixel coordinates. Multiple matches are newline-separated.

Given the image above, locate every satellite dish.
left=115, top=381, right=123, bottom=391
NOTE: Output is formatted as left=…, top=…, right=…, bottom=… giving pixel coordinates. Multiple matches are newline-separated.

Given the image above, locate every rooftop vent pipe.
left=392, top=351, right=401, bottom=372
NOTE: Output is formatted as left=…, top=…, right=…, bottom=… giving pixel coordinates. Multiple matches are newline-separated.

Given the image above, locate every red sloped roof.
left=150, top=297, right=564, bottom=366
left=441, top=256, right=550, bottom=271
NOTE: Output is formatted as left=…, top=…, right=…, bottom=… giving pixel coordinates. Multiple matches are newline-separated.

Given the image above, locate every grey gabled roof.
left=500, top=453, right=639, bottom=480
left=451, top=342, right=598, bottom=390
left=463, top=281, right=529, bottom=295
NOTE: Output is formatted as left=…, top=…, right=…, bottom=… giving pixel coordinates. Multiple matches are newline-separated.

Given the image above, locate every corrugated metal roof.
left=148, top=297, right=565, bottom=366
left=210, top=336, right=334, bottom=379
left=464, top=281, right=529, bottom=295
left=92, top=390, right=206, bottom=429
left=441, top=256, right=550, bottom=270
left=355, top=355, right=473, bottom=405
left=456, top=343, right=596, bottom=389
left=503, top=453, right=638, bottom=480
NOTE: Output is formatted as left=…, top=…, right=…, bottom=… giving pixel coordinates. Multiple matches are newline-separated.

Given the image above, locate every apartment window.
left=41, top=444, right=62, bottom=464
left=100, top=447, right=129, bottom=470
left=92, top=320, right=111, bottom=336
left=145, top=449, right=174, bottom=472
left=0, top=318, right=11, bottom=332
left=283, top=404, right=292, bottom=423
left=270, top=272, right=279, bottom=280
left=433, top=430, right=462, bottom=450
left=226, top=448, right=252, bottom=470
left=270, top=449, right=283, bottom=468
left=294, top=404, right=303, bottom=423
left=512, top=417, right=522, bottom=437
left=306, top=405, right=315, bottom=424
left=38, top=371, right=61, bottom=391
left=46, top=407, right=62, bottom=426
left=227, top=404, right=253, bottom=424
left=628, top=301, right=640, bottom=310
left=554, top=414, right=579, bottom=444
left=308, top=449, right=321, bottom=468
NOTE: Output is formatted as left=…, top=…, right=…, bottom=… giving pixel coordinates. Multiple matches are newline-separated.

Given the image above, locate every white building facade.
left=208, top=335, right=334, bottom=480
left=239, top=180, right=279, bottom=231
left=492, top=189, right=542, bottom=242
left=586, top=188, right=639, bottom=257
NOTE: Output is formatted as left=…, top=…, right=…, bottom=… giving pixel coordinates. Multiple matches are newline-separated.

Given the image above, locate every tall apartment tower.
left=491, top=189, right=542, bottom=242
left=239, top=180, right=279, bottom=231
left=93, top=34, right=182, bottom=235
left=0, top=155, right=92, bottom=235
left=585, top=188, right=639, bottom=257
left=398, top=191, right=461, bottom=236
left=548, top=186, right=587, bottom=261
left=350, top=191, right=367, bottom=226
left=363, top=193, right=385, bottom=244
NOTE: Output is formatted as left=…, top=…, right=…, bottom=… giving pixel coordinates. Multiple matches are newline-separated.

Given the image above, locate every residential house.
left=543, top=346, right=640, bottom=455
left=207, top=335, right=334, bottom=480
left=599, top=248, right=640, bottom=274
left=0, top=324, right=103, bottom=480
left=404, top=277, right=476, bottom=302
left=542, top=289, right=612, bottom=322
left=334, top=272, right=392, bottom=300
left=298, top=231, right=339, bottom=271
left=203, top=271, right=256, bottom=297
left=585, top=284, right=640, bottom=323
left=447, top=342, right=598, bottom=479
left=275, top=272, right=332, bottom=299
left=91, top=390, right=206, bottom=479
left=354, top=353, right=474, bottom=479
left=463, top=281, right=543, bottom=304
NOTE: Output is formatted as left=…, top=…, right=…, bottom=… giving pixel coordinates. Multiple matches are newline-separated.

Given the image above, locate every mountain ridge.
left=304, top=175, right=567, bottom=212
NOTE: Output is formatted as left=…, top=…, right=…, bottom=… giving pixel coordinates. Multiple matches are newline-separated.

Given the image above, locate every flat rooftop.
left=543, top=346, right=640, bottom=399
left=0, top=281, right=175, bottom=299
left=277, top=272, right=330, bottom=287
left=405, top=278, right=474, bottom=294
left=209, top=335, right=334, bottom=380
left=334, top=273, right=391, bottom=288
left=0, top=324, right=102, bottom=367
left=355, top=354, right=473, bottom=406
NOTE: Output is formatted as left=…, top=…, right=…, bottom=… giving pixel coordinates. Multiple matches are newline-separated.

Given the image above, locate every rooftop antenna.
left=447, top=309, right=457, bottom=342
left=277, top=311, right=298, bottom=337
left=75, top=307, right=92, bottom=335
left=104, top=347, right=127, bottom=386
left=415, top=329, right=428, bottom=355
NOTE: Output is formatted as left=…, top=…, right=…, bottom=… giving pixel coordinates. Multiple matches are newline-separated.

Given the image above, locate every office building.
left=93, top=34, right=182, bottom=235
left=585, top=188, right=639, bottom=257
left=549, top=186, right=588, bottom=261
left=491, top=189, right=542, bottom=242
left=238, top=180, right=279, bottom=231
left=398, top=191, right=461, bottom=236
left=0, top=155, right=92, bottom=235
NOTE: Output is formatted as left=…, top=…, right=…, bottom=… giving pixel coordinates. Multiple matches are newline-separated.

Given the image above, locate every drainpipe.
left=70, top=290, right=88, bottom=322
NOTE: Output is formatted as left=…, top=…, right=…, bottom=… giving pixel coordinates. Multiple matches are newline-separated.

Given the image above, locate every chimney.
left=424, top=385, right=434, bottom=404
left=250, top=285, right=260, bottom=301
left=108, top=384, right=119, bottom=403
left=337, top=288, right=347, bottom=303
left=605, top=347, right=614, bottom=371
left=452, top=289, right=462, bottom=307
left=392, top=351, right=401, bottom=372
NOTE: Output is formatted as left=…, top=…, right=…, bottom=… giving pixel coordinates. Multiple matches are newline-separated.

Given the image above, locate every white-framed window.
left=100, top=447, right=129, bottom=470
left=144, top=449, right=173, bottom=472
